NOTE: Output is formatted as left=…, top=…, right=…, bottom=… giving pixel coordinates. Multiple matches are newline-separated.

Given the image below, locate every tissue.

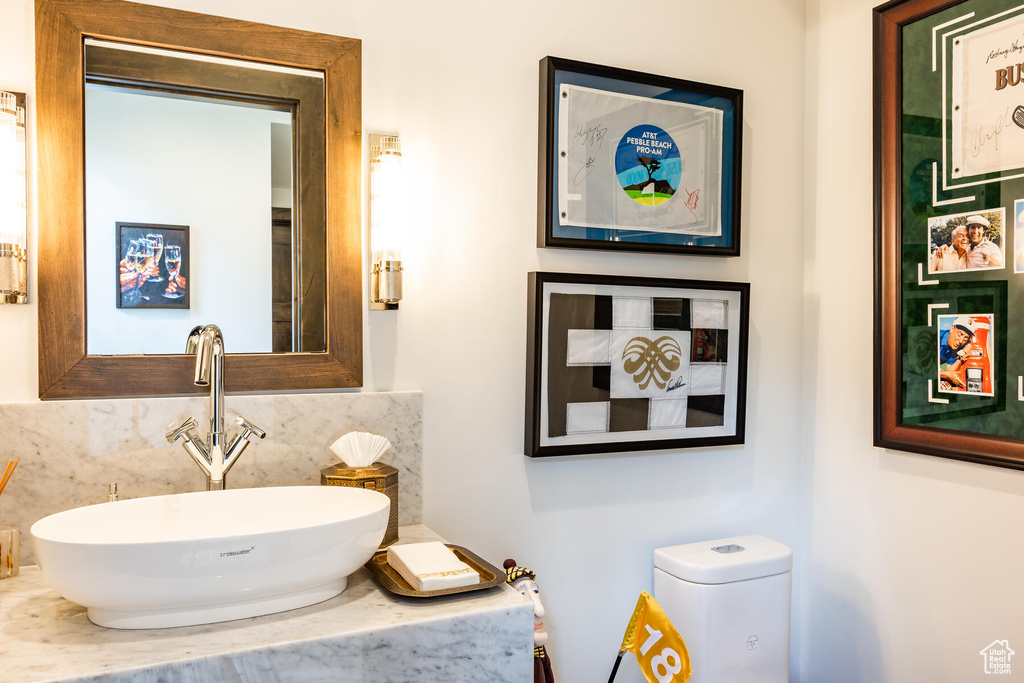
left=329, top=431, right=392, bottom=467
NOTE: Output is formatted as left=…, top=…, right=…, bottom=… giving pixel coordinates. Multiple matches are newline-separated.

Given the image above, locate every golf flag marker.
left=613, top=591, right=691, bottom=683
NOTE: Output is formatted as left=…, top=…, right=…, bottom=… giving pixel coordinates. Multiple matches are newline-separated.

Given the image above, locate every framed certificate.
left=875, top=0, right=1024, bottom=470
left=538, top=57, right=743, bottom=256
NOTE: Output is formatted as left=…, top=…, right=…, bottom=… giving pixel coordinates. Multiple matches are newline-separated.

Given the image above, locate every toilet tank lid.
left=654, top=535, right=792, bottom=585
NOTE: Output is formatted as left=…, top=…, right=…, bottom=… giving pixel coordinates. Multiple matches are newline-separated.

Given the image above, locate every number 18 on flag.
left=608, top=591, right=692, bottom=683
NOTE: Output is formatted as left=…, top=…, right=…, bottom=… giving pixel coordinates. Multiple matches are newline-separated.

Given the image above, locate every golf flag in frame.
left=611, top=591, right=691, bottom=683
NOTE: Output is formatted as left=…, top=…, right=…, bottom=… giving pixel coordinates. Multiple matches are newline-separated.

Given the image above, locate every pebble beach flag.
left=607, top=591, right=691, bottom=683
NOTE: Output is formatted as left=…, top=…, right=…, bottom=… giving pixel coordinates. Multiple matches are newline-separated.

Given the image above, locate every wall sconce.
left=369, top=134, right=403, bottom=311
left=0, top=91, right=27, bottom=305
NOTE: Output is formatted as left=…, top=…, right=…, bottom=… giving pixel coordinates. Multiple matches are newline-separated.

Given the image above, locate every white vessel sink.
left=30, top=486, right=390, bottom=629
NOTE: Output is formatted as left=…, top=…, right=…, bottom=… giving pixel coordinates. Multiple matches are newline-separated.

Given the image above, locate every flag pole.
left=607, top=650, right=626, bottom=683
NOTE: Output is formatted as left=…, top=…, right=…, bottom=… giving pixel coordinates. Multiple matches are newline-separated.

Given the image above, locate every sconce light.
left=0, top=91, right=26, bottom=305
left=369, top=134, right=403, bottom=311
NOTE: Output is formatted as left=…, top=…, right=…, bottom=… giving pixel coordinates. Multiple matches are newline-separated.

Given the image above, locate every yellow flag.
left=620, top=591, right=692, bottom=683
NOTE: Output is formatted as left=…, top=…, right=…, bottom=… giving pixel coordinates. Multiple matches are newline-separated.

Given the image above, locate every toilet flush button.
left=711, top=544, right=745, bottom=554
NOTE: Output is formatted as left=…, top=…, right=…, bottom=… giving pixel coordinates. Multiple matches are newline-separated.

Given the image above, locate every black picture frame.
left=538, top=56, right=743, bottom=256
left=525, top=272, right=749, bottom=458
left=874, top=0, right=1024, bottom=470
left=115, top=222, right=190, bottom=310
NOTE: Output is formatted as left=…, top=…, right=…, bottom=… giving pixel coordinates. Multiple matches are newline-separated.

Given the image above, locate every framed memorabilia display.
left=538, top=57, right=743, bottom=256
left=525, top=272, right=749, bottom=458
left=115, top=222, right=189, bottom=310
left=874, top=0, right=1024, bottom=469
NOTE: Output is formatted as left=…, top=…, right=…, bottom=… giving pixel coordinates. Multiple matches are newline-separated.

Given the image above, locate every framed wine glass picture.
left=115, top=222, right=189, bottom=309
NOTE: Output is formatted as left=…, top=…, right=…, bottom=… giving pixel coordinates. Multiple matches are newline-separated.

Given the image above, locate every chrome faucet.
left=165, top=325, right=266, bottom=490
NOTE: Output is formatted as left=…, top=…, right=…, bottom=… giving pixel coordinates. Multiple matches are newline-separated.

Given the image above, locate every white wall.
left=357, top=3, right=806, bottom=682
left=801, top=1, right=1024, bottom=681
left=1, top=1, right=809, bottom=682
left=85, top=86, right=283, bottom=354
left=0, top=0, right=36, bottom=401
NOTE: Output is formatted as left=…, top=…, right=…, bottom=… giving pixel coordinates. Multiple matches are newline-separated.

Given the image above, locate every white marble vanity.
left=0, top=526, right=534, bottom=682
left=0, top=393, right=533, bottom=680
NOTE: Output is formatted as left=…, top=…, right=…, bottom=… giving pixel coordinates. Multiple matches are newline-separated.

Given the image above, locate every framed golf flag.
left=525, top=272, right=749, bottom=457
left=538, top=57, right=743, bottom=256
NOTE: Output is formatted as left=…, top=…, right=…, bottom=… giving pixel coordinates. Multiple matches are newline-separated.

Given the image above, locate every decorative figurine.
left=504, top=558, right=555, bottom=683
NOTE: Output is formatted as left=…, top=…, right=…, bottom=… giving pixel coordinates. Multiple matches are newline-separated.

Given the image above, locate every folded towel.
left=386, top=542, right=480, bottom=591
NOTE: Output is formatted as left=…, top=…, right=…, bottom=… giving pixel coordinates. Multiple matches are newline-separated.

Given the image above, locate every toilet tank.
left=653, top=535, right=792, bottom=683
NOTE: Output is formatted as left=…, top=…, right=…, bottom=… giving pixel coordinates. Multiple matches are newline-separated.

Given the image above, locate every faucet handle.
left=236, top=415, right=266, bottom=441
left=166, top=416, right=199, bottom=443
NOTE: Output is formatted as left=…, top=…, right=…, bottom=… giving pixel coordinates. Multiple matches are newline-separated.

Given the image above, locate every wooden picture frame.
left=35, top=0, right=362, bottom=398
left=538, top=57, right=743, bottom=256
left=874, top=0, right=1024, bottom=469
left=525, top=272, right=749, bottom=458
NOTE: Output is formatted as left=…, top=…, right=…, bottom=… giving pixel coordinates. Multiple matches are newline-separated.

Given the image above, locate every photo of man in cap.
left=937, top=314, right=993, bottom=395
left=938, top=316, right=975, bottom=389
left=926, top=209, right=1005, bottom=274
left=964, top=214, right=1003, bottom=269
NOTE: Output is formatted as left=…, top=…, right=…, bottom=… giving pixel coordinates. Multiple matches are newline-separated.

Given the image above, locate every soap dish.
left=365, top=544, right=506, bottom=597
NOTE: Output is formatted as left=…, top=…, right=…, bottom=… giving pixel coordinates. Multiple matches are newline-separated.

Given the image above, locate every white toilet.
left=653, top=535, right=792, bottom=683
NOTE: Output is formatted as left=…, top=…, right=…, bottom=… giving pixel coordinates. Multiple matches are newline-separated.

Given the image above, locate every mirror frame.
left=35, top=0, right=362, bottom=398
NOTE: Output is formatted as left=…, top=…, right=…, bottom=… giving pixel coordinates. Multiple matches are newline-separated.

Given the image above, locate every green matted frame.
left=874, top=0, right=1024, bottom=469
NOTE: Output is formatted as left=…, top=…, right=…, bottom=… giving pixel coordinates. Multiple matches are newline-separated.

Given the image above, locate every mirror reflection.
left=83, top=40, right=326, bottom=355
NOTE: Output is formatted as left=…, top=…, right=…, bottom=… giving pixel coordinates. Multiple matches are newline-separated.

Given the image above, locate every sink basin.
left=30, top=486, right=390, bottom=629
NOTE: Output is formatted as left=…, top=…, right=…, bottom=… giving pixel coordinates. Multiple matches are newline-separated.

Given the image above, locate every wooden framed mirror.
left=35, top=0, right=362, bottom=398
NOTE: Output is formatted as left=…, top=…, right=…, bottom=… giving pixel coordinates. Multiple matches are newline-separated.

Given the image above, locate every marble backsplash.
left=0, top=391, right=423, bottom=565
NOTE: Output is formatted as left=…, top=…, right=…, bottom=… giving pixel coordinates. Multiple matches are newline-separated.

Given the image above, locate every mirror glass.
left=83, top=40, right=325, bottom=355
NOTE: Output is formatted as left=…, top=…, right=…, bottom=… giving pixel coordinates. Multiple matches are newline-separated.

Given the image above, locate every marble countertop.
left=0, top=525, right=533, bottom=683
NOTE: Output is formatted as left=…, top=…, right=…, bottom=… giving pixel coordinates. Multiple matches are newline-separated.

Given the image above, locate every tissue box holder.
left=320, top=462, right=399, bottom=548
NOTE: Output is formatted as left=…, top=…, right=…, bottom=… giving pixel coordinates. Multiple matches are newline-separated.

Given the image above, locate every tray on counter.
left=365, top=544, right=506, bottom=597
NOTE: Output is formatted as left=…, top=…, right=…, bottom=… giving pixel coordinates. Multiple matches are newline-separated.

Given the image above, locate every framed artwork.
left=525, top=272, right=749, bottom=458
left=115, top=222, right=189, bottom=309
left=874, top=0, right=1024, bottom=469
left=538, top=57, right=743, bottom=256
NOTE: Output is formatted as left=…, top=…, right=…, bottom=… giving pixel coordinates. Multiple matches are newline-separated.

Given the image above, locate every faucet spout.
left=192, top=324, right=223, bottom=386
left=189, top=325, right=225, bottom=457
